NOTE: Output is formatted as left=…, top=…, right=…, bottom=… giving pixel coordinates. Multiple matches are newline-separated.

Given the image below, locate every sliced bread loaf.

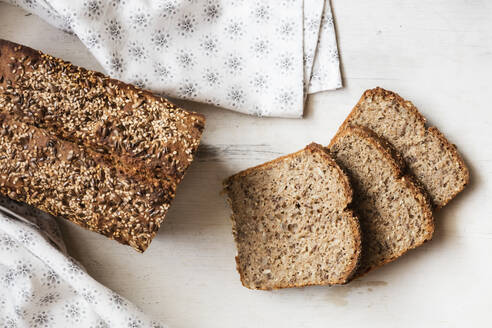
left=339, top=88, right=469, bottom=207
left=224, top=143, right=361, bottom=289
left=328, top=127, right=434, bottom=276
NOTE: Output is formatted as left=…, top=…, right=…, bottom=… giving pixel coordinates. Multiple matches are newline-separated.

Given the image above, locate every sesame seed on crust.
left=0, top=39, right=206, bottom=252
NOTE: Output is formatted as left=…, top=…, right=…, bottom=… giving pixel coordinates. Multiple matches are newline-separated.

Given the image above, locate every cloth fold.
left=0, top=199, right=164, bottom=328
left=4, top=0, right=342, bottom=118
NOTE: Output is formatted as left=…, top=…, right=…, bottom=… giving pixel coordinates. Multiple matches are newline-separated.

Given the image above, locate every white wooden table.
left=1, top=1, right=491, bottom=327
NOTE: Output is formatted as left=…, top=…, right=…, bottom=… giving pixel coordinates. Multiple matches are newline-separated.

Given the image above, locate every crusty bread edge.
left=223, top=143, right=362, bottom=290
left=224, top=143, right=352, bottom=205
left=337, top=87, right=469, bottom=208
left=328, top=126, right=435, bottom=278
left=0, top=39, right=206, bottom=253
left=0, top=39, right=205, bottom=124
left=426, top=126, right=470, bottom=207
left=0, top=39, right=206, bottom=184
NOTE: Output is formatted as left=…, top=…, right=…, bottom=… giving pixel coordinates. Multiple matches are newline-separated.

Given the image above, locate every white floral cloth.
left=4, top=0, right=342, bottom=118
left=0, top=199, right=164, bottom=328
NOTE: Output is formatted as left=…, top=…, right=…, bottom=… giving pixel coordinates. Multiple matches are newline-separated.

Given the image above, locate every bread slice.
left=339, top=88, right=469, bottom=207
left=223, top=143, right=362, bottom=289
left=328, top=127, right=434, bottom=276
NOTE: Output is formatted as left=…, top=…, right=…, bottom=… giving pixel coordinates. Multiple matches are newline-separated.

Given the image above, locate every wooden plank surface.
left=0, top=1, right=491, bottom=327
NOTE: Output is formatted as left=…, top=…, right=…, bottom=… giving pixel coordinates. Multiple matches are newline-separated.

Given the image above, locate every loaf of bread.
left=0, top=114, right=171, bottom=252
left=224, top=143, right=361, bottom=289
left=339, top=88, right=469, bottom=207
left=0, top=39, right=205, bottom=252
left=0, top=39, right=205, bottom=183
left=328, top=127, right=434, bottom=276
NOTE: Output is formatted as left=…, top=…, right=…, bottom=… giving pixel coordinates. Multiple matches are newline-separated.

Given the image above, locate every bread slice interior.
left=224, top=143, right=361, bottom=289
left=329, top=127, right=434, bottom=276
left=340, top=87, right=469, bottom=207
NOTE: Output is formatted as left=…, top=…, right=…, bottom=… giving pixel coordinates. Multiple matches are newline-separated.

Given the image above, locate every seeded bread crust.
left=0, top=39, right=205, bottom=183
left=338, top=87, right=469, bottom=208
left=329, top=127, right=434, bottom=277
left=0, top=39, right=205, bottom=252
left=224, top=143, right=362, bottom=289
left=0, top=115, right=171, bottom=252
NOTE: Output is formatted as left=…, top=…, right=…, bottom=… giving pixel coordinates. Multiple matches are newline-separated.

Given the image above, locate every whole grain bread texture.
left=328, top=127, right=434, bottom=276
left=339, top=87, right=469, bottom=208
left=0, top=114, right=172, bottom=252
left=0, top=39, right=205, bottom=183
left=224, top=143, right=362, bottom=290
left=0, top=39, right=205, bottom=252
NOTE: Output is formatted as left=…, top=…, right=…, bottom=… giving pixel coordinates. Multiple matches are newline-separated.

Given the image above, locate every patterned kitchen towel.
left=0, top=199, right=165, bottom=328
left=3, top=0, right=342, bottom=118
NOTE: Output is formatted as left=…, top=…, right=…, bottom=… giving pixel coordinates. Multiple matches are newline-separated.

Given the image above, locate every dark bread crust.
left=224, top=143, right=353, bottom=205
left=329, top=126, right=434, bottom=277
left=0, top=39, right=205, bottom=252
left=224, top=143, right=362, bottom=289
left=0, top=115, right=172, bottom=252
left=338, top=87, right=469, bottom=208
left=0, top=39, right=205, bottom=183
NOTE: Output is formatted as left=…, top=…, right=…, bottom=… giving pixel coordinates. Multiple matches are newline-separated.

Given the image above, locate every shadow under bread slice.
left=0, top=114, right=174, bottom=252
left=223, top=143, right=361, bottom=290
left=339, top=87, right=469, bottom=208
left=328, top=126, right=434, bottom=277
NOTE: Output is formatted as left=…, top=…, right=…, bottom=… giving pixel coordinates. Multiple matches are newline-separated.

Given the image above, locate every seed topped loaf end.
left=224, top=143, right=362, bottom=289
left=0, top=39, right=205, bottom=184
left=339, top=87, right=469, bottom=208
left=328, top=127, right=434, bottom=276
